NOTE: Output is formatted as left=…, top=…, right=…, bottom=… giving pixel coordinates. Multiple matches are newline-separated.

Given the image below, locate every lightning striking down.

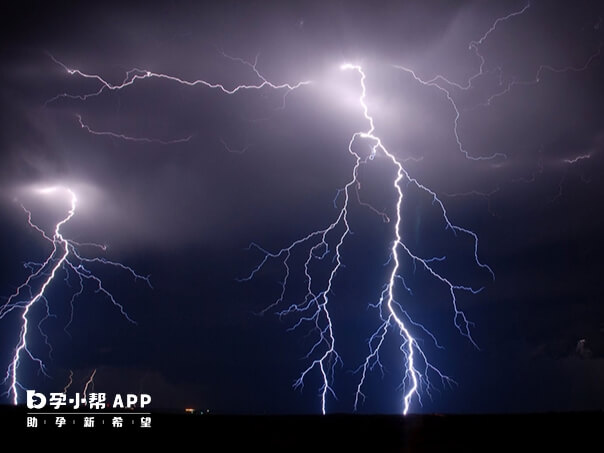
left=1, top=187, right=150, bottom=405
left=242, top=63, right=490, bottom=414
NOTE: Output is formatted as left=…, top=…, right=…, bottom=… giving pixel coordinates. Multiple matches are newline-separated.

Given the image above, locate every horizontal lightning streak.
left=76, top=114, right=193, bottom=145
left=47, top=53, right=311, bottom=144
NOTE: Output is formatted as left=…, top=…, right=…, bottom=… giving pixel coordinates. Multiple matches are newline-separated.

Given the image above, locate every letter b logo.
left=26, top=390, right=46, bottom=409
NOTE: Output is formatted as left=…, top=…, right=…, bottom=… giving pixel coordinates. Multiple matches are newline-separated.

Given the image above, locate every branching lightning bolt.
left=243, top=61, right=490, bottom=414
left=1, top=187, right=150, bottom=404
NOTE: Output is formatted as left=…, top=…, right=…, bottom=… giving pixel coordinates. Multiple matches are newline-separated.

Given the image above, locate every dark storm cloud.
left=1, top=0, right=604, bottom=413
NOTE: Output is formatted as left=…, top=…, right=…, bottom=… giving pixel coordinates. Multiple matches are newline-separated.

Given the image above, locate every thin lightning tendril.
left=393, top=2, right=600, bottom=162
left=392, top=3, right=531, bottom=161
left=220, top=137, right=252, bottom=154
left=62, top=370, right=73, bottom=393
left=82, top=369, right=97, bottom=401
left=75, top=114, right=193, bottom=145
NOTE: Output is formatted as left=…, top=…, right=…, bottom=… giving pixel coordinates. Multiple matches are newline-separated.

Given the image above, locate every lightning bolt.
left=243, top=61, right=489, bottom=414
left=1, top=187, right=150, bottom=404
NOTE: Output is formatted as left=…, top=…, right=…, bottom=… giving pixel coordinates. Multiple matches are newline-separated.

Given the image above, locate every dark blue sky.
left=0, top=0, right=603, bottom=414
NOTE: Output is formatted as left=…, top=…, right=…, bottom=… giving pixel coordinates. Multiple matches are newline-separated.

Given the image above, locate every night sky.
left=1, top=0, right=603, bottom=414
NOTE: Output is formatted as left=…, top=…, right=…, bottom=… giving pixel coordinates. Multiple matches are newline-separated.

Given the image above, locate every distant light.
left=185, top=408, right=195, bottom=414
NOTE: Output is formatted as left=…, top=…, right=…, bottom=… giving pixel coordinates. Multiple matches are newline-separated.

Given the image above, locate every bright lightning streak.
left=1, top=187, right=150, bottom=404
